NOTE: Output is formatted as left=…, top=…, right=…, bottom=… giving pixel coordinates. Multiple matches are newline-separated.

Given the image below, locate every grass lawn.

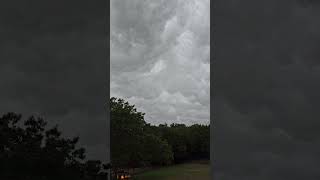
left=133, top=162, right=210, bottom=180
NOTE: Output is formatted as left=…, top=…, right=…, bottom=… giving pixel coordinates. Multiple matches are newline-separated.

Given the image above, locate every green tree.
left=0, top=112, right=107, bottom=180
left=110, top=97, right=209, bottom=171
left=111, top=97, right=174, bottom=169
left=187, top=124, right=210, bottom=159
left=110, top=97, right=146, bottom=169
left=142, top=133, right=173, bottom=166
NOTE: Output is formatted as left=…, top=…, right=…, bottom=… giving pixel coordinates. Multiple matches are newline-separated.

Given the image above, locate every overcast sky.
left=214, top=0, right=320, bottom=179
left=110, top=0, right=210, bottom=125
left=4, top=0, right=320, bottom=178
left=0, top=0, right=107, bottom=161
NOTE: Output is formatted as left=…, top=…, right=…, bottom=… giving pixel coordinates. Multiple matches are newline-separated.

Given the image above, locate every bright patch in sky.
left=111, top=0, right=210, bottom=125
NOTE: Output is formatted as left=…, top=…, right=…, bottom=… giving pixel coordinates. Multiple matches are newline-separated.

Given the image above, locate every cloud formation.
left=111, top=0, right=210, bottom=125
left=0, top=0, right=108, bottom=161
left=214, top=0, right=320, bottom=179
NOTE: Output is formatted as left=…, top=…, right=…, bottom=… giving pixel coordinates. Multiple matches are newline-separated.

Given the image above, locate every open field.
left=133, top=162, right=210, bottom=180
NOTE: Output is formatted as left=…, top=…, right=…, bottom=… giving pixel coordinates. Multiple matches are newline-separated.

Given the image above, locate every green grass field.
left=133, top=162, right=210, bottom=180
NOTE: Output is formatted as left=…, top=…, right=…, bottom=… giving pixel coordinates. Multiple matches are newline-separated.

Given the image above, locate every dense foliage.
left=0, top=112, right=109, bottom=180
left=111, top=97, right=174, bottom=169
left=111, top=97, right=210, bottom=171
left=0, top=98, right=209, bottom=179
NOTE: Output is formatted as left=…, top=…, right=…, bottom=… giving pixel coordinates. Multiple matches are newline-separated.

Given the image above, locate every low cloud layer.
left=111, top=0, right=210, bottom=125
left=0, top=0, right=108, bottom=161
left=214, top=0, right=320, bottom=179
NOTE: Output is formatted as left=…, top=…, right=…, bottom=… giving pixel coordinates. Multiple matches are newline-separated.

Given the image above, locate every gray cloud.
left=111, top=0, right=210, bottom=125
left=214, top=0, right=320, bottom=179
left=0, top=0, right=108, bottom=161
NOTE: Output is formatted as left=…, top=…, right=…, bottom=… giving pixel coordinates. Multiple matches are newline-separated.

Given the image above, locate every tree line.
left=0, top=112, right=109, bottom=180
left=111, top=97, right=210, bottom=171
left=0, top=97, right=210, bottom=179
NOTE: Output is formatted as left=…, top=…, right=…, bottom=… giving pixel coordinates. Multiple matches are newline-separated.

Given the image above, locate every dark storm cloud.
left=0, top=0, right=108, bottom=161
left=214, top=0, right=320, bottom=179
